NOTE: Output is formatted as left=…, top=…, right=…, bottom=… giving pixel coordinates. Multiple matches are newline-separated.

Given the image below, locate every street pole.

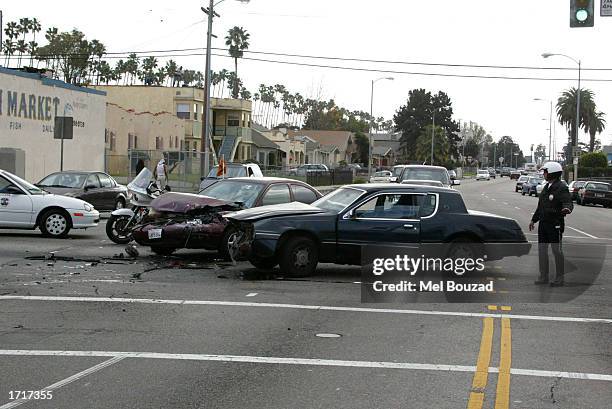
left=548, top=100, right=553, bottom=161
left=201, top=0, right=215, bottom=178
left=368, top=79, right=374, bottom=177
left=575, top=60, right=581, bottom=181
left=430, top=109, right=435, bottom=165
left=493, top=143, right=496, bottom=170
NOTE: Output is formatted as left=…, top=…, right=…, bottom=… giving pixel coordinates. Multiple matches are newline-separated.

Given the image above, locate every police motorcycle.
left=105, top=168, right=168, bottom=244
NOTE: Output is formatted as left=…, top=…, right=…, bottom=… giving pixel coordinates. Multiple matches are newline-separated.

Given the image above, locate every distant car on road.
left=226, top=184, right=530, bottom=276
left=577, top=181, right=612, bottom=207
left=448, top=170, right=457, bottom=180
left=398, top=165, right=457, bottom=188
left=568, top=181, right=586, bottom=201
left=0, top=169, right=99, bottom=238
left=510, top=170, right=522, bottom=180
left=369, top=170, right=396, bottom=183
left=37, top=171, right=128, bottom=211
left=476, top=169, right=490, bottom=181
left=521, top=176, right=544, bottom=196
left=487, top=168, right=496, bottom=179
left=199, top=163, right=263, bottom=191
left=500, top=167, right=513, bottom=177
left=515, top=175, right=529, bottom=192
left=290, top=164, right=329, bottom=177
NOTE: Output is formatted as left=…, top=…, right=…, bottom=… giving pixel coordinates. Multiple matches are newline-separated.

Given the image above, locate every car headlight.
left=84, top=203, right=93, bottom=212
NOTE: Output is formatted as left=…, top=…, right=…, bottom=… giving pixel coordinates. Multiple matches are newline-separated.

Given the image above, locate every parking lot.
left=0, top=177, right=610, bottom=409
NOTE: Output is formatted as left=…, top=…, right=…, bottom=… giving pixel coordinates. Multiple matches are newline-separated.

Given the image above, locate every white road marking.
left=524, top=233, right=612, bottom=241
left=566, top=226, right=598, bottom=239
left=0, top=356, right=124, bottom=409
left=491, top=199, right=497, bottom=201
left=0, top=350, right=609, bottom=382
left=246, top=293, right=258, bottom=297
left=503, top=202, right=509, bottom=205
left=1, top=296, right=611, bottom=324
left=514, top=207, right=521, bottom=210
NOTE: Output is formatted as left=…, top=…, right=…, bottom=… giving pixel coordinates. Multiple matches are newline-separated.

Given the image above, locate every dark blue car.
left=521, top=176, right=544, bottom=196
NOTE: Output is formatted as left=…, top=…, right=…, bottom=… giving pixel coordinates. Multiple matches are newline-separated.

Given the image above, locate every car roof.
left=346, top=183, right=456, bottom=194
left=397, top=165, right=448, bottom=171
left=44, top=170, right=105, bottom=175
left=212, top=176, right=315, bottom=185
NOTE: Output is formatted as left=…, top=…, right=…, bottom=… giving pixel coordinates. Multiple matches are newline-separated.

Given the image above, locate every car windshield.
left=401, top=168, right=450, bottom=185
left=311, top=187, right=364, bottom=213
left=518, top=176, right=528, bottom=182
left=199, top=180, right=264, bottom=208
left=206, top=166, right=246, bottom=178
left=587, top=183, right=610, bottom=191
left=10, top=173, right=46, bottom=195
left=374, top=171, right=391, bottom=177
left=529, top=178, right=543, bottom=184
left=39, top=173, right=87, bottom=188
left=392, top=167, right=405, bottom=177
left=478, top=170, right=488, bottom=174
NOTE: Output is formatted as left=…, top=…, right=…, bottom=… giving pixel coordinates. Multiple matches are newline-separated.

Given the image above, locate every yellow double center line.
left=467, top=307, right=512, bottom=409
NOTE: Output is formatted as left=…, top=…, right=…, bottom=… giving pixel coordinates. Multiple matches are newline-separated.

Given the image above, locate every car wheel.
left=446, top=238, right=483, bottom=272
left=279, top=236, right=318, bottom=277
left=114, top=198, right=126, bottom=210
left=219, top=226, right=240, bottom=261
left=106, top=215, right=132, bottom=244
left=151, top=247, right=176, bottom=256
left=40, top=209, right=71, bottom=238
left=249, top=255, right=278, bottom=270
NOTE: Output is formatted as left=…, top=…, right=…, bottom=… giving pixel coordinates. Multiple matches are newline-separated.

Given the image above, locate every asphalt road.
left=0, top=178, right=610, bottom=409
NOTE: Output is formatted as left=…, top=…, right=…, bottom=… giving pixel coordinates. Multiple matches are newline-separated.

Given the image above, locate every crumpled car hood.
left=151, top=192, right=239, bottom=214
left=224, top=201, right=325, bottom=221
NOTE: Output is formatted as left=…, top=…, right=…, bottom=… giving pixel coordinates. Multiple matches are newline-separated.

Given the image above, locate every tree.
left=182, top=69, right=195, bottom=86
left=416, top=125, right=449, bottom=165
left=353, top=132, right=370, bottom=164
left=124, top=53, right=140, bottom=85
left=579, top=152, right=607, bottom=168
left=585, top=111, right=606, bottom=153
left=556, top=87, right=596, bottom=150
left=533, top=144, right=547, bottom=163
left=139, top=56, right=158, bottom=85
left=165, top=60, right=178, bottom=86
left=225, top=26, right=250, bottom=99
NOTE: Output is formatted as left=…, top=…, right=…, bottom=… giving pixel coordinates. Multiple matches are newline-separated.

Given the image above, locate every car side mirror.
left=6, top=186, right=24, bottom=195
left=344, top=209, right=357, bottom=220
left=452, top=179, right=461, bottom=186
left=84, top=184, right=97, bottom=191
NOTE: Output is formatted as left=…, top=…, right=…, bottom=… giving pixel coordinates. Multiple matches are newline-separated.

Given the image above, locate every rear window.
left=586, top=183, right=610, bottom=191
left=401, top=167, right=449, bottom=185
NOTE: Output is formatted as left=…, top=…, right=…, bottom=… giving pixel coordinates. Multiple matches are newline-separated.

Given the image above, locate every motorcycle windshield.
left=128, top=168, right=153, bottom=194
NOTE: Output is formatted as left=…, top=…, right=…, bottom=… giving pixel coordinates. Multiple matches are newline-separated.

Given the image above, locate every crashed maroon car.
left=131, top=177, right=322, bottom=257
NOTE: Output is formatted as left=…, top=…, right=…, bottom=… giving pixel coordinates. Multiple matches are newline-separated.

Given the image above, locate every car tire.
left=249, top=255, right=278, bottom=270
left=151, top=247, right=176, bottom=256
left=446, top=237, right=483, bottom=267
left=106, top=215, right=132, bottom=244
left=114, top=198, right=126, bottom=210
left=279, top=236, right=318, bottom=277
left=219, top=226, right=240, bottom=261
left=39, top=209, right=71, bottom=238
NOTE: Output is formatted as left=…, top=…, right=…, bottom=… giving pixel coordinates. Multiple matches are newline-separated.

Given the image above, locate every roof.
left=251, top=122, right=270, bottom=133
left=372, top=146, right=393, bottom=156
left=250, top=129, right=281, bottom=150
left=0, top=67, right=106, bottom=96
left=346, top=184, right=458, bottom=194
left=288, top=130, right=353, bottom=151
left=320, top=144, right=339, bottom=153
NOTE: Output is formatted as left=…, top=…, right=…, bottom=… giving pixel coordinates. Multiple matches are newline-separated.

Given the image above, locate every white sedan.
left=369, top=170, right=397, bottom=183
left=0, top=169, right=99, bottom=238
left=476, top=170, right=490, bottom=181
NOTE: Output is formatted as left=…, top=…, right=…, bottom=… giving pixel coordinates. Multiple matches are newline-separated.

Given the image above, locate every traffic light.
left=570, top=0, right=594, bottom=27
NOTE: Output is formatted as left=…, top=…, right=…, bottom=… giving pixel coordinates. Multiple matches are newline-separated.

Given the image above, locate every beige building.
left=255, top=126, right=306, bottom=168
left=0, top=67, right=106, bottom=181
left=288, top=130, right=357, bottom=168
left=104, top=103, right=185, bottom=175
left=91, top=85, right=253, bottom=163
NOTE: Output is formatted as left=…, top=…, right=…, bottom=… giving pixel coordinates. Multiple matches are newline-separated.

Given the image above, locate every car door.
left=336, top=193, right=423, bottom=263
left=81, top=174, right=102, bottom=208
left=96, top=173, right=116, bottom=210
left=0, top=175, right=34, bottom=227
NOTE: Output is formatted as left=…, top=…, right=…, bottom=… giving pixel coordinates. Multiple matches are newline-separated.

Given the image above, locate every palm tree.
left=194, top=71, right=204, bottom=88
left=225, top=26, right=250, bottom=99
left=2, top=39, right=15, bottom=67
left=3, top=21, right=19, bottom=67
left=585, top=111, right=606, bottom=152
left=114, top=59, right=126, bottom=84
left=556, top=87, right=595, bottom=148
left=218, top=69, right=229, bottom=98
left=15, top=40, right=27, bottom=68
left=28, top=18, right=42, bottom=66
left=140, top=56, right=158, bottom=85
left=164, top=60, right=178, bottom=86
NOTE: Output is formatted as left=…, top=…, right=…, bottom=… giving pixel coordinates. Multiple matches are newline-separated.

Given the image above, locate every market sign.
left=603, top=0, right=612, bottom=16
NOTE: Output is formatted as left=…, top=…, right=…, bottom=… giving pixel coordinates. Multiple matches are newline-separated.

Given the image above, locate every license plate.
left=595, top=193, right=605, bottom=198
left=148, top=229, right=162, bottom=239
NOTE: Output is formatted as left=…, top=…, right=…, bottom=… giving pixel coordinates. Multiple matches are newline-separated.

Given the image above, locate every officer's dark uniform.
left=531, top=179, right=573, bottom=285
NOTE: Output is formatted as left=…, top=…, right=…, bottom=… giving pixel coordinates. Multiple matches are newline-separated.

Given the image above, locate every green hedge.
left=564, top=166, right=612, bottom=178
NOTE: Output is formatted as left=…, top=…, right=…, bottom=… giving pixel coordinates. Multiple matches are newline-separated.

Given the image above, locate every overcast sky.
left=4, top=0, right=612, bottom=155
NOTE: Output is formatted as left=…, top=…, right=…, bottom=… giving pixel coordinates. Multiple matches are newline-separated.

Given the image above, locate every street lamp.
left=201, top=0, right=251, bottom=177
left=513, top=152, right=519, bottom=168
left=541, top=53, right=581, bottom=167
left=533, top=98, right=553, bottom=160
left=369, top=76, right=394, bottom=177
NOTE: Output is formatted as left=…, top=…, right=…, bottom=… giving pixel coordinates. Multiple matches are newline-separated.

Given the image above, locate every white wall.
left=0, top=70, right=106, bottom=182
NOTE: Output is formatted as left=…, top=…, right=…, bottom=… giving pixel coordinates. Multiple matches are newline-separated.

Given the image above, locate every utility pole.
left=200, top=0, right=216, bottom=178
left=430, top=108, right=436, bottom=165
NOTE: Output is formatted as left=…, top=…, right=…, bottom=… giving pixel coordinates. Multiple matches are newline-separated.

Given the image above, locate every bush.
left=354, top=177, right=367, bottom=184
left=579, top=152, right=607, bottom=168
left=564, top=166, right=612, bottom=178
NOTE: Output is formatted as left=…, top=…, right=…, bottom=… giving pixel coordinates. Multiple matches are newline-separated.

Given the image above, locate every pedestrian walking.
left=154, top=157, right=168, bottom=190
left=528, top=162, right=573, bottom=287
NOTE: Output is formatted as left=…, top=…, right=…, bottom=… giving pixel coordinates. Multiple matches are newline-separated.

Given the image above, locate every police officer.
left=529, top=162, right=573, bottom=287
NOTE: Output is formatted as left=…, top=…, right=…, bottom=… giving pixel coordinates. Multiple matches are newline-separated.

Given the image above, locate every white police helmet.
left=541, top=162, right=563, bottom=173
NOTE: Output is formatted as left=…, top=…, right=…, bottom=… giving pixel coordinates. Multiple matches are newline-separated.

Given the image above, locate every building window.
left=128, top=133, right=134, bottom=149
left=175, top=136, right=179, bottom=149
left=227, top=114, right=240, bottom=127
left=176, top=104, right=190, bottom=120
left=193, top=104, right=198, bottom=121
left=110, top=132, right=116, bottom=152
left=134, top=135, right=138, bottom=149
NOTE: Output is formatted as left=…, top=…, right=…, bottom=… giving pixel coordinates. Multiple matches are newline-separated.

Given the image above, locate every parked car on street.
left=500, top=167, right=512, bottom=177
left=289, top=164, right=329, bottom=177
left=568, top=181, right=586, bottom=201
left=487, top=168, right=496, bottom=179
left=226, top=184, right=530, bottom=276
left=515, top=175, right=529, bottom=192
left=399, top=165, right=458, bottom=187
left=37, top=171, right=128, bottom=211
left=369, top=170, right=396, bottom=183
left=199, top=163, right=263, bottom=191
left=131, top=177, right=322, bottom=257
left=0, top=169, right=99, bottom=238
left=521, top=176, right=544, bottom=196
left=577, top=181, right=612, bottom=207
left=476, top=169, right=490, bottom=181
left=448, top=170, right=457, bottom=180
